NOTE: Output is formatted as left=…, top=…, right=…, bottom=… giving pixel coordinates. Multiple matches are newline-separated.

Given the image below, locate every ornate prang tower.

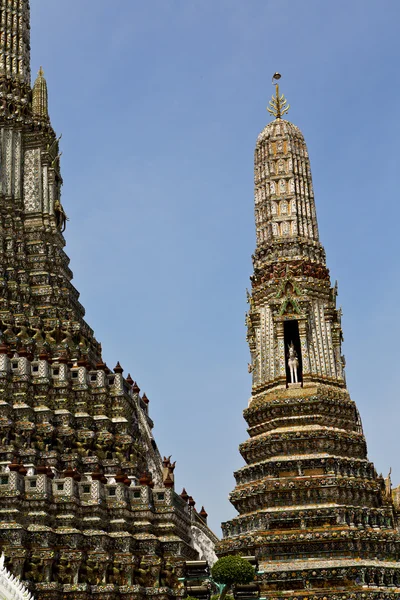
left=0, top=1, right=217, bottom=597
left=218, top=74, right=400, bottom=597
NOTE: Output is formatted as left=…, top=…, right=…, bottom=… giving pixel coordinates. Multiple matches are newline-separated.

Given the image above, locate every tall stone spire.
left=0, top=0, right=31, bottom=84
left=0, top=5, right=218, bottom=597
left=218, top=75, right=400, bottom=598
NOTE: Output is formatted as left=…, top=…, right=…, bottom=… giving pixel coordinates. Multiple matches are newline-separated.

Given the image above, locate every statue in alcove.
left=287, top=341, right=299, bottom=384
left=385, top=468, right=392, bottom=499
left=54, top=199, right=68, bottom=232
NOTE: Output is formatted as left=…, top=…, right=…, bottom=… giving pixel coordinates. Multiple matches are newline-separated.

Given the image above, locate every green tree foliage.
left=211, top=556, right=255, bottom=586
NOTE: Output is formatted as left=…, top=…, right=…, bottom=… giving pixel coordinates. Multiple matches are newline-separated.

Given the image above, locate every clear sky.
left=30, top=0, right=400, bottom=535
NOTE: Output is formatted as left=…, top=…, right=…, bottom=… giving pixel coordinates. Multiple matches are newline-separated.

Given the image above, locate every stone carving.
left=386, top=467, right=393, bottom=499
left=54, top=199, right=68, bottom=232
left=287, top=341, right=299, bottom=383
left=23, top=149, right=41, bottom=213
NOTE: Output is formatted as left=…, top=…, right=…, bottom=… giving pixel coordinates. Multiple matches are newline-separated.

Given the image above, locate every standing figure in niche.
left=288, top=341, right=299, bottom=383
left=385, top=468, right=392, bottom=499
left=54, top=199, right=68, bottom=232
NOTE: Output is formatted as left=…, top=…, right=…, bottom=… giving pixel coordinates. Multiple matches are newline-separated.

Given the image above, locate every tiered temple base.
left=218, top=384, right=400, bottom=599
left=0, top=345, right=217, bottom=599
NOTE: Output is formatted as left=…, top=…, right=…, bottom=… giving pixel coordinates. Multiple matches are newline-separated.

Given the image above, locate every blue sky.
left=30, top=1, right=400, bottom=534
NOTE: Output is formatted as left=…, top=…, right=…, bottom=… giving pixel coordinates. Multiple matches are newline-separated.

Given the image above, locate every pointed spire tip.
left=267, top=72, right=290, bottom=120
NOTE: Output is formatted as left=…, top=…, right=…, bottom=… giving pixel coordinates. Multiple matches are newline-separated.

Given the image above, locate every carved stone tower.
left=0, top=2, right=217, bottom=597
left=218, top=76, right=400, bottom=597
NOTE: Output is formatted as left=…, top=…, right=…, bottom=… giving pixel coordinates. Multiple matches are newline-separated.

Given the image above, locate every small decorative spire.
left=32, top=66, right=49, bottom=119
left=0, top=343, right=9, bottom=355
left=8, top=458, right=21, bottom=473
left=115, top=470, right=126, bottom=483
left=35, top=465, right=48, bottom=475
left=91, top=469, right=104, bottom=481
left=139, top=471, right=152, bottom=486
left=18, top=463, right=27, bottom=476
left=164, top=472, right=174, bottom=488
left=267, top=72, right=290, bottom=119
left=199, top=506, right=208, bottom=521
left=132, top=381, right=140, bottom=394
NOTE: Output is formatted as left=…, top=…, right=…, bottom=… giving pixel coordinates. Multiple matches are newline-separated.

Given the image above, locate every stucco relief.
left=23, top=148, right=41, bottom=212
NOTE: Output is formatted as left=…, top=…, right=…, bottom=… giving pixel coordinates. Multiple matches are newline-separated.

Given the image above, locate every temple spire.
left=218, top=74, right=400, bottom=600
left=0, top=0, right=31, bottom=84
left=267, top=72, right=290, bottom=119
left=32, top=66, right=49, bottom=119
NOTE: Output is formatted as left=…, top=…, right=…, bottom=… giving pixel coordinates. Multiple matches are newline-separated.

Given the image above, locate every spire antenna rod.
left=267, top=72, right=290, bottom=119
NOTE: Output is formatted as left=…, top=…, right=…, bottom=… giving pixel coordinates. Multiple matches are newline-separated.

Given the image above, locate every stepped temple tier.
left=218, top=74, right=400, bottom=597
left=0, top=1, right=217, bottom=598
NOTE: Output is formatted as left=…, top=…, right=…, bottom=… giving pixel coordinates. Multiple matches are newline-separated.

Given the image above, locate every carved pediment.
left=275, top=268, right=303, bottom=316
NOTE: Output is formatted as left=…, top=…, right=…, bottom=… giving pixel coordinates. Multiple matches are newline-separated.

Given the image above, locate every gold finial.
left=267, top=72, right=290, bottom=119
left=38, top=66, right=44, bottom=77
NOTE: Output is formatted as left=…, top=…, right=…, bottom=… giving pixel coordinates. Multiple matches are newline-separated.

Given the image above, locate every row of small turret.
left=0, top=338, right=211, bottom=515
left=0, top=342, right=147, bottom=396
left=1, top=456, right=207, bottom=522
